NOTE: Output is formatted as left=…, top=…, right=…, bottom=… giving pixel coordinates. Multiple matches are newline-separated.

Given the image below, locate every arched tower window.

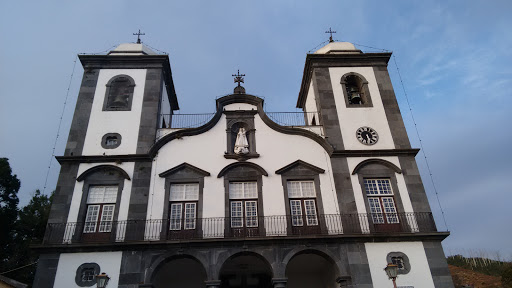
left=340, top=73, right=373, bottom=107
left=103, top=75, right=135, bottom=111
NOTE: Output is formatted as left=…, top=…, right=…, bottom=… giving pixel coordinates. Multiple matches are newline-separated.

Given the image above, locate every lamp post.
left=96, top=272, right=110, bottom=288
left=384, top=263, right=398, bottom=288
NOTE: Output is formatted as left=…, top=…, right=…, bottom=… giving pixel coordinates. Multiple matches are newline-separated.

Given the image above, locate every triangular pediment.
left=275, top=160, right=325, bottom=175
left=159, top=162, right=210, bottom=178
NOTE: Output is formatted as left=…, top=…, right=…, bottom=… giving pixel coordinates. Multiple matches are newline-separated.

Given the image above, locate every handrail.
left=43, top=212, right=437, bottom=245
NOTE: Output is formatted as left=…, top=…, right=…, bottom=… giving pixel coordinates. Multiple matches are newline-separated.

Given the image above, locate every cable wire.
left=42, top=55, right=78, bottom=195
left=0, top=261, right=38, bottom=275
left=392, top=55, right=449, bottom=231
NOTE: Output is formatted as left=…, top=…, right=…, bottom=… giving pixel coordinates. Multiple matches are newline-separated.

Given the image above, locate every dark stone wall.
left=372, top=66, right=411, bottom=149
left=64, top=69, right=99, bottom=157
left=398, top=156, right=432, bottom=213
left=32, top=253, right=59, bottom=288
left=127, top=161, right=153, bottom=221
left=136, top=69, right=163, bottom=154
left=47, top=162, right=80, bottom=223
left=423, top=240, right=454, bottom=288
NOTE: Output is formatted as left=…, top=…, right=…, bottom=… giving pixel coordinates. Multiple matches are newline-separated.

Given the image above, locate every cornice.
left=56, top=154, right=152, bottom=164
left=331, top=148, right=420, bottom=157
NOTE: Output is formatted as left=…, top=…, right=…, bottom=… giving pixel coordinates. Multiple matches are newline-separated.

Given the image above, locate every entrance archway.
left=285, top=250, right=339, bottom=288
left=219, top=252, right=273, bottom=288
left=152, top=255, right=207, bottom=288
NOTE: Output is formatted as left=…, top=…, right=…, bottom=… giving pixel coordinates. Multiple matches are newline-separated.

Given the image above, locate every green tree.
left=0, top=158, right=20, bottom=271
left=8, top=190, right=53, bottom=285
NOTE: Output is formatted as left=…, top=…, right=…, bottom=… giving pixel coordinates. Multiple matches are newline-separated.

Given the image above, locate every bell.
left=349, top=87, right=362, bottom=104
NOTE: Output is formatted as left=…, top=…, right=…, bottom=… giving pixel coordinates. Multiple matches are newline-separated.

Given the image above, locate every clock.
left=356, top=126, right=378, bottom=145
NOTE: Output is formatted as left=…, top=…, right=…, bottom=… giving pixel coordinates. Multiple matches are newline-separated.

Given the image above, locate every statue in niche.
left=234, top=127, right=249, bottom=155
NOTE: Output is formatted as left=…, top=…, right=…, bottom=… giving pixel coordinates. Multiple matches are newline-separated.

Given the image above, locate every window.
left=103, top=75, right=135, bottom=111
left=229, top=182, right=258, bottom=228
left=341, top=73, right=373, bottom=107
left=364, top=179, right=398, bottom=224
left=287, top=181, right=318, bottom=226
left=391, top=256, right=405, bottom=270
left=386, top=252, right=411, bottom=275
left=75, top=263, right=100, bottom=287
left=84, top=186, right=118, bottom=233
left=169, top=184, right=199, bottom=230
left=101, top=133, right=122, bottom=149
left=81, top=268, right=95, bottom=282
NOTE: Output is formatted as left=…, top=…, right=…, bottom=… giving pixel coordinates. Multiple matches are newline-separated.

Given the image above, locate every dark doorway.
left=219, top=253, right=273, bottom=288
left=286, top=251, right=339, bottom=288
left=152, top=256, right=207, bottom=288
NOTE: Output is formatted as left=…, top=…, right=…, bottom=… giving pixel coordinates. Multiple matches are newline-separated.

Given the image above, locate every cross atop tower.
left=133, top=29, right=145, bottom=44
left=325, top=27, right=336, bottom=43
left=232, top=70, right=246, bottom=94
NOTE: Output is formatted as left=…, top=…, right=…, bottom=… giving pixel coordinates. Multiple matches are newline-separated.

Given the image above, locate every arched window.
left=340, top=73, right=373, bottom=107
left=103, top=75, right=135, bottom=111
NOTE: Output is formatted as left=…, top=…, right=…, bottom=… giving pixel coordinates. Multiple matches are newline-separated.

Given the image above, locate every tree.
left=7, top=190, right=53, bottom=285
left=0, top=158, right=20, bottom=271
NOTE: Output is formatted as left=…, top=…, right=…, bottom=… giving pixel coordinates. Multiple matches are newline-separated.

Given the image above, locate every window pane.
left=170, top=203, right=182, bottom=230
left=184, top=203, right=196, bottom=230
left=87, top=186, right=117, bottom=204
left=244, top=182, right=257, bottom=198
left=104, top=186, right=118, bottom=202
left=382, top=197, right=399, bottom=223
left=185, top=184, right=199, bottom=200
left=364, top=179, right=379, bottom=195
left=229, top=183, right=244, bottom=199
left=304, top=200, right=318, bottom=226
left=301, top=181, right=316, bottom=197
left=231, top=201, right=243, bottom=227
left=287, top=181, right=302, bottom=198
left=170, top=184, right=185, bottom=201
left=84, top=205, right=100, bottom=233
left=245, top=201, right=258, bottom=227
left=368, top=198, right=384, bottom=224
left=81, top=268, right=95, bottom=282
left=290, top=200, right=303, bottom=226
left=377, top=179, right=392, bottom=195
left=98, top=205, right=115, bottom=232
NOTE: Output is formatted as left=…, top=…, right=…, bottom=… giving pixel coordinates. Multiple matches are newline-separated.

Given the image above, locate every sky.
left=1, top=0, right=511, bottom=259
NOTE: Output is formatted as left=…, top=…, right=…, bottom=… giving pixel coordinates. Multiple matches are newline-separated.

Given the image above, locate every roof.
left=108, top=43, right=158, bottom=55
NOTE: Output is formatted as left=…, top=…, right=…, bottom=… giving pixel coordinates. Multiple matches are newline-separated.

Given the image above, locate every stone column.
left=272, top=278, right=288, bottom=288
left=205, top=280, right=222, bottom=288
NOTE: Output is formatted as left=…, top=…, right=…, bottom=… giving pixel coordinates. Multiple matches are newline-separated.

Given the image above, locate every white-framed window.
left=287, top=181, right=318, bottom=226
left=84, top=186, right=118, bottom=233
left=364, top=179, right=399, bottom=224
left=169, top=183, right=199, bottom=230
left=229, top=182, right=258, bottom=228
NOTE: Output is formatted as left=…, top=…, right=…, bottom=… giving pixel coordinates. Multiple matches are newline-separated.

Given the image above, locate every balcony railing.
left=42, top=213, right=437, bottom=245
left=159, top=112, right=321, bottom=129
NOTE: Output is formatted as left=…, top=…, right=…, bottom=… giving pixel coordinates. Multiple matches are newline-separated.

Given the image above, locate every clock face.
left=356, top=127, right=378, bottom=145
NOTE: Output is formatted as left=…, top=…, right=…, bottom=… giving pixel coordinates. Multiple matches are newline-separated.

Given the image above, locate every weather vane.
left=232, top=70, right=246, bottom=94
left=133, top=29, right=145, bottom=44
left=325, top=27, right=336, bottom=43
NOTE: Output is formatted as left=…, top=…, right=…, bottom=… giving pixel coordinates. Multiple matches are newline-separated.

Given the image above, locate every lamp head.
left=96, top=272, right=110, bottom=288
left=384, top=263, right=398, bottom=279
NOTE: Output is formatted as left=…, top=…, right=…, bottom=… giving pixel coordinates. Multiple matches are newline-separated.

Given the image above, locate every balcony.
left=42, top=213, right=437, bottom=245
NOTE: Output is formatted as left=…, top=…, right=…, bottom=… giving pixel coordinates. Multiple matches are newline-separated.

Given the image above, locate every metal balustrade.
left=42, top=213, right=437, bottom=245
left=159, top=112, right=321, bottom=129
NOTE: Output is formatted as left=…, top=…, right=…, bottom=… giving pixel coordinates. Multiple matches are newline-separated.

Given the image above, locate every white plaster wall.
left=224, top=103, right=258, bottom=111
left=329, top=67, right=395, bottom=150
left=53, top=252, right=122, bottom=288
left=365, top=242, right=435, bottom=288
left=346, top=157, right=414, bottom=215
left=159, top=81, right=171, bottom=119
left=146, top=112, right=338, bottom=227
left=304, top=82, right=317, bottom=114
left=66, top=162, right=134, bottom=224
left=82, top=69, right=147, bottom=155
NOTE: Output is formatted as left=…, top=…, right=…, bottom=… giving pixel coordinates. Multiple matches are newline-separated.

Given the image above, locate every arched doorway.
left=219, top=252, right=273, bottom=288
left=285, top=250, right=339, bottom=288
left=152, top=255, right=207, bottom=288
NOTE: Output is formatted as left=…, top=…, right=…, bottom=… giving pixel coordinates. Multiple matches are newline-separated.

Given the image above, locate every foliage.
left=0, top=158, right=53, bottom=286
left=502, top=264, right=512, bottom=288
left=448, top=254, right=512, bottom=287
left=0, top=158, right=20, bottom=270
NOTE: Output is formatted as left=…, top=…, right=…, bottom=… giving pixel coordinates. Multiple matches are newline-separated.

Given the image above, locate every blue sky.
left=1, top=0, right=511, bottom=258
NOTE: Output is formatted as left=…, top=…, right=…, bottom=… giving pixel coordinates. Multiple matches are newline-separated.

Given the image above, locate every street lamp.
left=384, top=263, right=398, bottom=288
left=96, top=272, right=110, bottom=288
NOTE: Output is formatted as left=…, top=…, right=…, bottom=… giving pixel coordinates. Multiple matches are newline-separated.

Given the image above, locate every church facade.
left=33, top=41, right=454, bottom=288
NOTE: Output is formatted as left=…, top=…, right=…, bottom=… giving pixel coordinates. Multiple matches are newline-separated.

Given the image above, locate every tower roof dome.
left=314, top=42, right=361, bottom=54
left=108, top=43, right=158, bottom=56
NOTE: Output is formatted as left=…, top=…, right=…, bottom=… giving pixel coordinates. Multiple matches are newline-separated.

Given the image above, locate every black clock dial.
left=356, top=127, right=378, bottom=145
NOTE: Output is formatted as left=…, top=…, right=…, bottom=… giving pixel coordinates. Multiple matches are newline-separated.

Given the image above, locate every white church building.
left=33, top=40, right=454, bottom=288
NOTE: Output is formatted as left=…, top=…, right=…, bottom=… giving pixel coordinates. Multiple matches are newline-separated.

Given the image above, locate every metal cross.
left=325, top=27, right=336, bottom=43
left=232, top=70, right=245, bottom=87
left=133, top=29, right=145, bottom=44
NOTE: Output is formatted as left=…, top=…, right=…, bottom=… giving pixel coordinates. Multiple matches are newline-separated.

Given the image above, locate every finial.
left=325, top=27, right=336, bottom=43
left=133, top=29, right=145, bottom=44
left=232, top=70, right=246, bottom=94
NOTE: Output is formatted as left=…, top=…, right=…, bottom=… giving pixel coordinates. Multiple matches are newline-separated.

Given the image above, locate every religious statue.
left=234, top=127, right=249, bottom=155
